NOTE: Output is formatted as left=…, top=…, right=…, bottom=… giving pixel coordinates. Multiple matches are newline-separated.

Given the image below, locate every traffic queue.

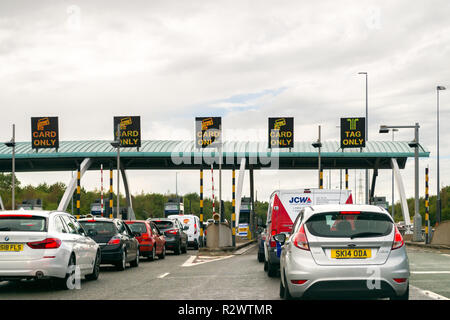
left=0, top=210, right=199, bottom=290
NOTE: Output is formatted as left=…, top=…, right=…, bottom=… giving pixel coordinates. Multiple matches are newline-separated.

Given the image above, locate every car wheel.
left=391, top=284, right=409, bottom=300
left=279, top=277, right=286, bottom=299
left=158, top=245, right=166, bottom=259
left=57, top=254, right=76, bottom=290
left=182, top=242, right=187, bottom=254
left=116, top=249, right=127, bottom=271
left=283, top=272, right=294, bottom=300
left=148, top=246, right=156, bottom=261
left=258, top=251, right=265, bottom=263
left=130, top=250, right=140, bottom=267
left=267, top=260, right=278, bottom=278
left=86, top=250, right=101, bottom=281
left=264, top=260, right=268, bottom=272
left=174, top=243, right=181, bottom=255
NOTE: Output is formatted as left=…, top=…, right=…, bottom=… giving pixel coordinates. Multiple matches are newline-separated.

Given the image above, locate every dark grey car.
left=149, top=218, right=188, bottom=255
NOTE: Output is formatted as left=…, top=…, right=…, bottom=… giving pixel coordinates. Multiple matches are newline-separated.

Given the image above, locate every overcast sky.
left=1, top=0, right=449, bottom=208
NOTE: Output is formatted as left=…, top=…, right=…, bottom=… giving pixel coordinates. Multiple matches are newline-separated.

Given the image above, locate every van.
left=168, top=214, right=201, bottom=249
left=264, top=188, right=353, bottom=277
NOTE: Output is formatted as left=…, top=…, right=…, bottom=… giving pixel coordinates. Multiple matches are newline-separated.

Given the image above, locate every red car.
left=125, top=220, right=166, bottom=260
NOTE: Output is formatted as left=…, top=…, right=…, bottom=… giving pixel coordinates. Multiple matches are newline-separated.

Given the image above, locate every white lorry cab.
left=264, top=188, right=353, bottom=277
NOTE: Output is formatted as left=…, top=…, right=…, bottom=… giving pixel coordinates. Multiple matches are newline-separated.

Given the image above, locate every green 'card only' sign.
left=340, top=117, right=366, bottom=148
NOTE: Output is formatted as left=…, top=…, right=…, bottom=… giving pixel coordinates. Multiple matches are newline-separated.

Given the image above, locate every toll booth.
left=164, top=197, right=184, bottom=217
left=17, top=199, right=43, bottom=211
left=371, top=196, right=389, bottom=210
left=238, top=197, right=252, bottom=239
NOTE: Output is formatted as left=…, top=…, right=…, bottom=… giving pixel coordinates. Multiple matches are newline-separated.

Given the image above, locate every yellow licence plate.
left=0, top=244, right=24, bottom=252
left=331, top=248, right=371, bottom=259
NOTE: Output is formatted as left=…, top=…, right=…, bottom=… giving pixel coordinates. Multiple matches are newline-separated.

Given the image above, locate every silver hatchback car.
left=276, top=204, right=410, bottom=300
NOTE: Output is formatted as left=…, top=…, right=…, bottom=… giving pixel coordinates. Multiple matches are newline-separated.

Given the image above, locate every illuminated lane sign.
left=195, top=117, right=221, bottom=148
left=31, top=117, right=59, bottom=150
left=340, top=117, right=366, bottom=148
left=114, top=116, right=141, bottom=147
left=268, top=117, right=294, bottom=148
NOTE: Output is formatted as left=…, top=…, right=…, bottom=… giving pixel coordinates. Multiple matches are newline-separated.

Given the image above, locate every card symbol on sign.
left=37, top=118, right=50, bottom=131
left=274, top=118, right=286, bottom=130
left=201, top=118, right=214, bottom=130
left=120, top=117, right=132, bottom=130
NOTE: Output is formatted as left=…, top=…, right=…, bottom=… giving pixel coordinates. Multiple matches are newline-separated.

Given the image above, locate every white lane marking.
left=411, top=285, right=449, bottom=300
left=442, top=254, right=450, bottom=258
left=157, top=272, right=170, bottom=279
left=181, top=255, right=233, bottom=267
left=411, top=271, right=450, bottom=274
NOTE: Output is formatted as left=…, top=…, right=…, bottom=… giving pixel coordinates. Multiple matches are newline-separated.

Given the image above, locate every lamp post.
left=380, top=123, right=422, bottom=241
left=358, top=72, right=369, bottom=204
left=312, top=125, right=322, bottom=188
left=4, top=124, right=16, bottom=210
left=110, top=125, right=121, bottom=218
left=391, top=128, right=399, bottom=218
left=436, top=86, right=446, bottom=225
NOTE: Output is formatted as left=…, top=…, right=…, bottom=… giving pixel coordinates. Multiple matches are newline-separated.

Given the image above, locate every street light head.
left=437, top=86, right=446, bottom=91
left=408, top=141, right=419, bottom=148
left=312, top=142, right=322, bottom=148
left=110, top=141, right=120, bottom=148
left=379, top=125, right=389, bottom=134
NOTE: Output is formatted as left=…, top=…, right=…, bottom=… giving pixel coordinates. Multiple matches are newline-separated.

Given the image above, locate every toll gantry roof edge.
left=0, top=140, right=430, bottom=172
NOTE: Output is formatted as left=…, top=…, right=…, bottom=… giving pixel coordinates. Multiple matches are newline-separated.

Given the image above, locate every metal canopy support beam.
left=391, top=158, right=412, bottom=232
left=369, top=168, right=378, bottom=203
left=120, top=165, right=135, bottom=220
left=249, top=165, right=255, bottom=240
left=369, top=158, right=380, bottom=203
left=57, top=158, right=92, bottom=212
left=235, top=158, right=246, bottom=231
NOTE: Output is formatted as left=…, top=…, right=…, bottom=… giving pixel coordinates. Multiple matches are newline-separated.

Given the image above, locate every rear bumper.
left=284, top=247, right=410, bottom=299
left=138, top=243, right=153, bottom=253
left=0, top=257, right=67, bottom=280
left=164, top=237, right=180, bottom=249
left=99, top=245, right=122, bottom=264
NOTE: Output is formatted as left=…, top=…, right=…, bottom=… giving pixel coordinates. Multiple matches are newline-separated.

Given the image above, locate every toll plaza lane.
left=0, top=245, right=447, bottom=300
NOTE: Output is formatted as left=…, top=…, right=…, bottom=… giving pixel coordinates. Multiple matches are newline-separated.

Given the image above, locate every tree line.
left=0, top=173, right=448, bottom=225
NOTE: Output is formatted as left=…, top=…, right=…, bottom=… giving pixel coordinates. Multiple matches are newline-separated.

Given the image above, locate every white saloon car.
left=0, top=210, right=101, bottom=289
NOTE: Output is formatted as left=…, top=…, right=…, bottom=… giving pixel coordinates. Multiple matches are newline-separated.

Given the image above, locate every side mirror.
left=183, top=225, right=189, bottom=231
left=273, top=233, right=286, bottom=244
left=132, top=232, right=141, bottom=237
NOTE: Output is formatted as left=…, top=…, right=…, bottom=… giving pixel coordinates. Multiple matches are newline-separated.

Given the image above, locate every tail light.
left=107, top=237, right=121, bottom=245
left=142, top=233, right=150, bottom=240
left=269, top=240, right=277, bottom=248
left=392, top=226, right=404, bottom=250
left=291, top=280, right=308, bottom=285
left=271, top=229, right=277, bottom=236
left=393, top=278, right=407, bottom=283
left=165, top=229, right=178, bottom=235
left=293, top=225, right=309, bottom=251
left=27, top=238, right=61, bottom=249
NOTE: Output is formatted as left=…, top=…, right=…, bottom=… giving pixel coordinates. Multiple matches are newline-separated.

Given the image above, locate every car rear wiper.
left=350, top=232, right=384, bottom=239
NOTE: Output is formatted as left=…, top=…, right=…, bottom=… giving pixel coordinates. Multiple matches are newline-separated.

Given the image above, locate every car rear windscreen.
left=127, top=223, right=147, bottom=234
left=152, top=220, right=173, bottom=229
left=305, top=212, right=393, bottom=238
left=0, top=216, right=47, bottom=232
left=79, top=221, right=117, bottom=236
